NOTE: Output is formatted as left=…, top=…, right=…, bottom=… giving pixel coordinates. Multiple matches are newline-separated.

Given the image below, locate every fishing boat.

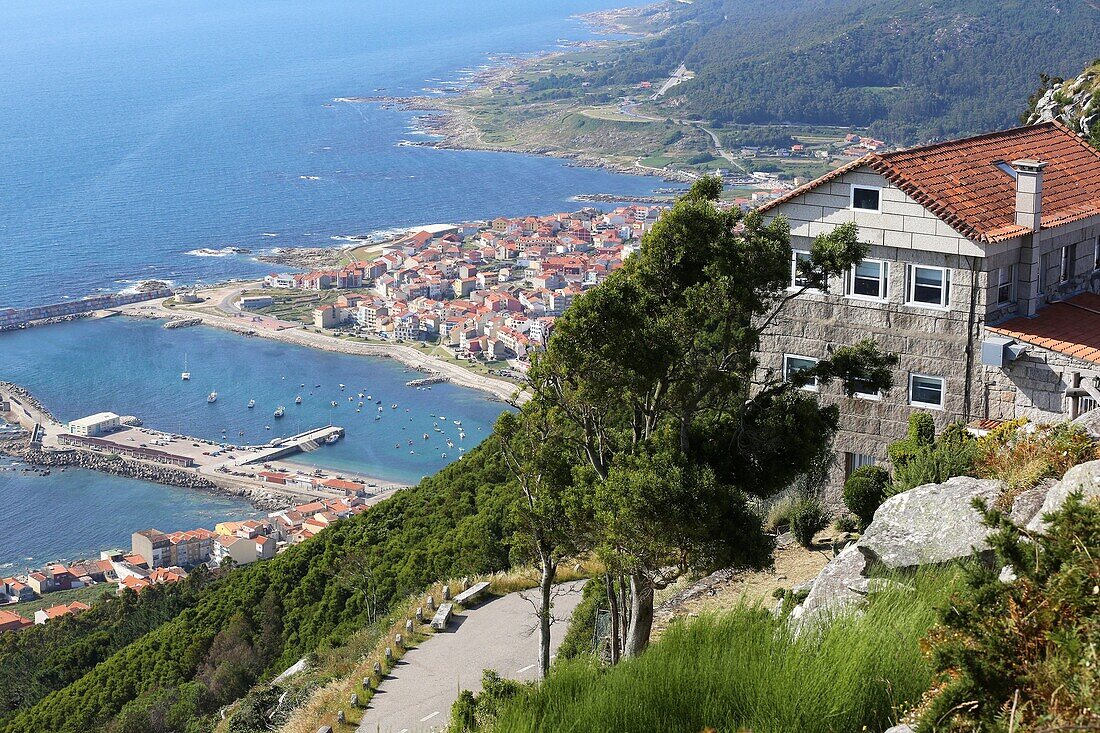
left=274, top=406, right=285, bottom=418
left=247, top=399, right=255, bottom=409
left=330, top=401, right=338, bottom=407
left=325, top=434, right=339, bottom=444
left=181, top=355, right=190, bottom=381
left=423, top=433, right=429, bottom=440
left=391, top=404, right=397, bottom=409
left=295, top=395, right=302, bottom=404
left=207, top=391, right=218, bottom=403
left=358, top=392, right=365, bottom=399
left=378, top=405, right=383, bottom=412
left=339, top=383, right=346, bottom=389
left=453, top=420, right=461, bottom=426
left=459, top=431, right=466, bottom=440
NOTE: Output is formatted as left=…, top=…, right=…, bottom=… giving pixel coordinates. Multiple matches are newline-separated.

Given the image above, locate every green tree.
left=495, top=407, right=578, bottom=679
left=525, top=176, right=896, bottom=656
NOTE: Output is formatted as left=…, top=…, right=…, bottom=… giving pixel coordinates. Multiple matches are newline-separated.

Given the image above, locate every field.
left=11, top=584, right=111, bottom=618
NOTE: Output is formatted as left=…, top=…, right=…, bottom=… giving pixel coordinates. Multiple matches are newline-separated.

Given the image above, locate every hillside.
left=0, top=442, right=517, bottom=733
left=602, top=0, right=1100, bottom=143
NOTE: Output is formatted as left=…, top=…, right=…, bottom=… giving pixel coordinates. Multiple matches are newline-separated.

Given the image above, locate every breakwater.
left=0, top=289, right=173, bottom=331
left=0, top=381, right=56, bottom=422
left=0, top=439, right=289, bottom=511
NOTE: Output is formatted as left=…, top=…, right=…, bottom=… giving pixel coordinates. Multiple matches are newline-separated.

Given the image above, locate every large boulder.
left=1009, top=482, right=1052, bottom=528
left=1026, top=459, right=1100, bottom=532
left=1071, top=408, right=1100, bottom=439
left=858, top=476, right=1005, bottom=569
left=795, top=542, right=868, bottom=625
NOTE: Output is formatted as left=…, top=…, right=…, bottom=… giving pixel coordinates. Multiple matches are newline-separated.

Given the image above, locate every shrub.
left=888, top=440, right=976, bottom=496
left=763, top=493, right=796, bottom=533
left=918, top=493, right=1100, bottom=731
left=975, top=420, right=1097, bottom=497
left=789, top=496, right=828, bottom=548
left=887, top=412, right=936, bottom=467
left=833, top=514, right=859, bottom=533
left=843, top=465, right=890, bottom=528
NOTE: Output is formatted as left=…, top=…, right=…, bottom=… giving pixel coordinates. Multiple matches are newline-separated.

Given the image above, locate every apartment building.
left=757, top=121, right=1100, bottom=493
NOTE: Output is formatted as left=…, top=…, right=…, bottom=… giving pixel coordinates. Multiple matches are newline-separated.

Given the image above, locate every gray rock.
left=858, top=476, right=1005, bottom=570
left=1072, top=408, right=1100, bottom=439
left=798, top=543, right=868, bottom=623
left=1027, top=459, right=1100, bottom=533
left=846, top=577, right=913, bottom=596
left=1010, top=483, right=1052, bottom=527
left=883, top=726, right=915, bottom=733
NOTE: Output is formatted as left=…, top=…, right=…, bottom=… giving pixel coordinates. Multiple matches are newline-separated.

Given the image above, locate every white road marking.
left=419, top=711, right=441, bottom=723
left=399, top=729, right=409, bottom=733
left=515, top=663, right=535, bottom=674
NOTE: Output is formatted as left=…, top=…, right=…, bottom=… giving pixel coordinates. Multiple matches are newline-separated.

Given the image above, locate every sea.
left=0, top=0, right=660, bottom=566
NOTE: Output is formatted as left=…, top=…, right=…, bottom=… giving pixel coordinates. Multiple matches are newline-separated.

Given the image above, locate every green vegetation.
left=0, top=442, right=518, bottom=733
left=503, top=176, right=896, bottom=661
left=788, top=496, right=828, bottom=549
left=7, top=583, right=109, bottom=618
left=973, top=419, right=1097, bottom=498
left=918, top=494, right=1100, bottom=730
left=451, top=568, right=964, bottom=733
left=887, top=412, right=936, bottom=467
left=591, top=0, right=1100, bottom=143
left=842, top=465, right=890, bottom=528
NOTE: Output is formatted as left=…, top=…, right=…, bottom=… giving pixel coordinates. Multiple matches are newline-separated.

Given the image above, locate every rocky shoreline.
left=0, top=311, right=93, bottom=334
left=256, top=246, right=346, bottom=270
left=0, top=381, right=57, bottom=421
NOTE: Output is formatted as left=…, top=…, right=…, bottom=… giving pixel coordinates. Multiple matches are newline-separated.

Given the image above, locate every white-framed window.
left=847, top=259, right=889, bottom=300
left=995, top=264, right=1015, bottom=304
left=783, top=354, right=819, bottom=391
left=851, top=378, right=882, bottom=400
left=906, top=265, right=950, bottom=308
left=909, top=374, right=945, bottom=410
left=1060, top=243, right=1077, bottom=283
left=845, top=452, right=878, bottom=478
left=850, top=185, right=881, bottom=212
left=790, top=250, right=815, bottom=290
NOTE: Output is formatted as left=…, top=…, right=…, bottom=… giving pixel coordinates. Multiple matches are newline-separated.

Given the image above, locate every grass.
left=485, top=568, right=963, bottom=733
left=11, top=584, right=111, bottom=617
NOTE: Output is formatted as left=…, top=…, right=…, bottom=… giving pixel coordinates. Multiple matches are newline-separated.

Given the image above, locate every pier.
left=235, top=426, right=345, bottom=466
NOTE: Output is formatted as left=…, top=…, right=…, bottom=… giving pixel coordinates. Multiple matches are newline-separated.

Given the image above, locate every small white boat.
left=295, top=396, right=302, bottom=404
left=339, top=383, right=346, bottom=389
left=358, top=392, right=365, bottom=398
left=325, top=434, right=339, bottom=444
left=274, top=406, right=285, bottom=418
left=181, top=371, right=190, bottom=381
left=247, top=399, right=255, bottom=409
left=330, top=401, right=338, bottom=407
left=207, top=391, right=218, bottom=403
left=423, top=433, right=429, bottom=440
left=454, top=420, right=461, bottom=426
left=459, top=431, right=466, bottom=440
left=378, top=406, right=383, bottom=412
left=391, top=404, right=398, bottom=409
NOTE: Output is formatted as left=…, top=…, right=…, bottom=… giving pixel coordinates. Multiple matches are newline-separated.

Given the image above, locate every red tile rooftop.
left=988, top=294, right=1100, bottom=365
left=762, top=122, right=1100, bottom=244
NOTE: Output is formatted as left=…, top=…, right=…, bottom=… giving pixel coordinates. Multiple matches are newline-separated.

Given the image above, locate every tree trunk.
left=537, top=556, right=556, bottom=679
left=604, top=573, right=620, bottom=665
left=618, top=574, right=630, bottom=651
left=623, top=573, right=655, bottom=658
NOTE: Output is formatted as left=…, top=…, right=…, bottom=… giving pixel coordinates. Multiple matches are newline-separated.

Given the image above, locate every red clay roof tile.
left=762, top=122, right=1100, bottom=244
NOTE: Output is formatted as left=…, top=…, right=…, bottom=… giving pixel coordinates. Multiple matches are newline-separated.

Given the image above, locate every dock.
left=235, top=426, right=345, bottom=466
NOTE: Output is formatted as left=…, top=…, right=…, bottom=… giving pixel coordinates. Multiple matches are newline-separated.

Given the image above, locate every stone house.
left=757, top=121, right=1100, bottom=493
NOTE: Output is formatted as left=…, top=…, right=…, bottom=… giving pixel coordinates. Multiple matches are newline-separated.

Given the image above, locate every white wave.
left=116, top=279, right=176, bottom=296
left=185, top=246, right=252, bottom=258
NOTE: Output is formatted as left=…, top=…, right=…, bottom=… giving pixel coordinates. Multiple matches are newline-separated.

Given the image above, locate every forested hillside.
left=0, top=442, right=516, bottom=733
left=602, top=0, right=1100, bottom=142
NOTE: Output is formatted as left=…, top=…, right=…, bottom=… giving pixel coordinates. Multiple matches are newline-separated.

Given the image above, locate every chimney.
left=1012, top=159, right=1047, bottom=232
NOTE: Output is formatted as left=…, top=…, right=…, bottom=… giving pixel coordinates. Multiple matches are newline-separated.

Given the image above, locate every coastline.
left=116, top=288, right=527, bottom=405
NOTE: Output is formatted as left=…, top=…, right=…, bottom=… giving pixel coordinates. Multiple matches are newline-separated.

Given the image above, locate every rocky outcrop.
left=1026, top=459, right=1100, bottom=533
left=1027, top=64, right=1100, bottom=145
left=793, top=476, right=1005, bottom=627
left=858, top=476, right=1004, bottom=570
left=1009, top=483, right=1051, bottom=527
left=793, top=543, right=867, bottom=624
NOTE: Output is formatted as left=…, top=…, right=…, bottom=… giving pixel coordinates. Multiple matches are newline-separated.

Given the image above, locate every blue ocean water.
left=0, top=317, right=506, bottom=484
left=0, top=467, right=260, bottom=569
left=0, top=0, right=656, bottom=308
left=0, top=0, right=657, bottom=565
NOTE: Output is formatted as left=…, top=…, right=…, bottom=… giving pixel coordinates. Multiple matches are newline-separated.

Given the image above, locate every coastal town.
left=0, top=494, right=369, bottom=632
left=253, top=204, right=666, bottom=363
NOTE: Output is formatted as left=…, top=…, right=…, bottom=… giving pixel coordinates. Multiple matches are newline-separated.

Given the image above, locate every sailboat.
left=181, top=355, right=191, bottom=381
left=207, top=391, right=218, bottom=403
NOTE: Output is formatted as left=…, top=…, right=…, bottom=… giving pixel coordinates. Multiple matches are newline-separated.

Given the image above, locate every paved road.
left=358, top=581, right=586, bottom=733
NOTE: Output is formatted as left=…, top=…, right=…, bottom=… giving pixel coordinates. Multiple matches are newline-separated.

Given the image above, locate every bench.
left=430, top=602, right=453, bottom=631
left=453, top=581, right=491, bottom=607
